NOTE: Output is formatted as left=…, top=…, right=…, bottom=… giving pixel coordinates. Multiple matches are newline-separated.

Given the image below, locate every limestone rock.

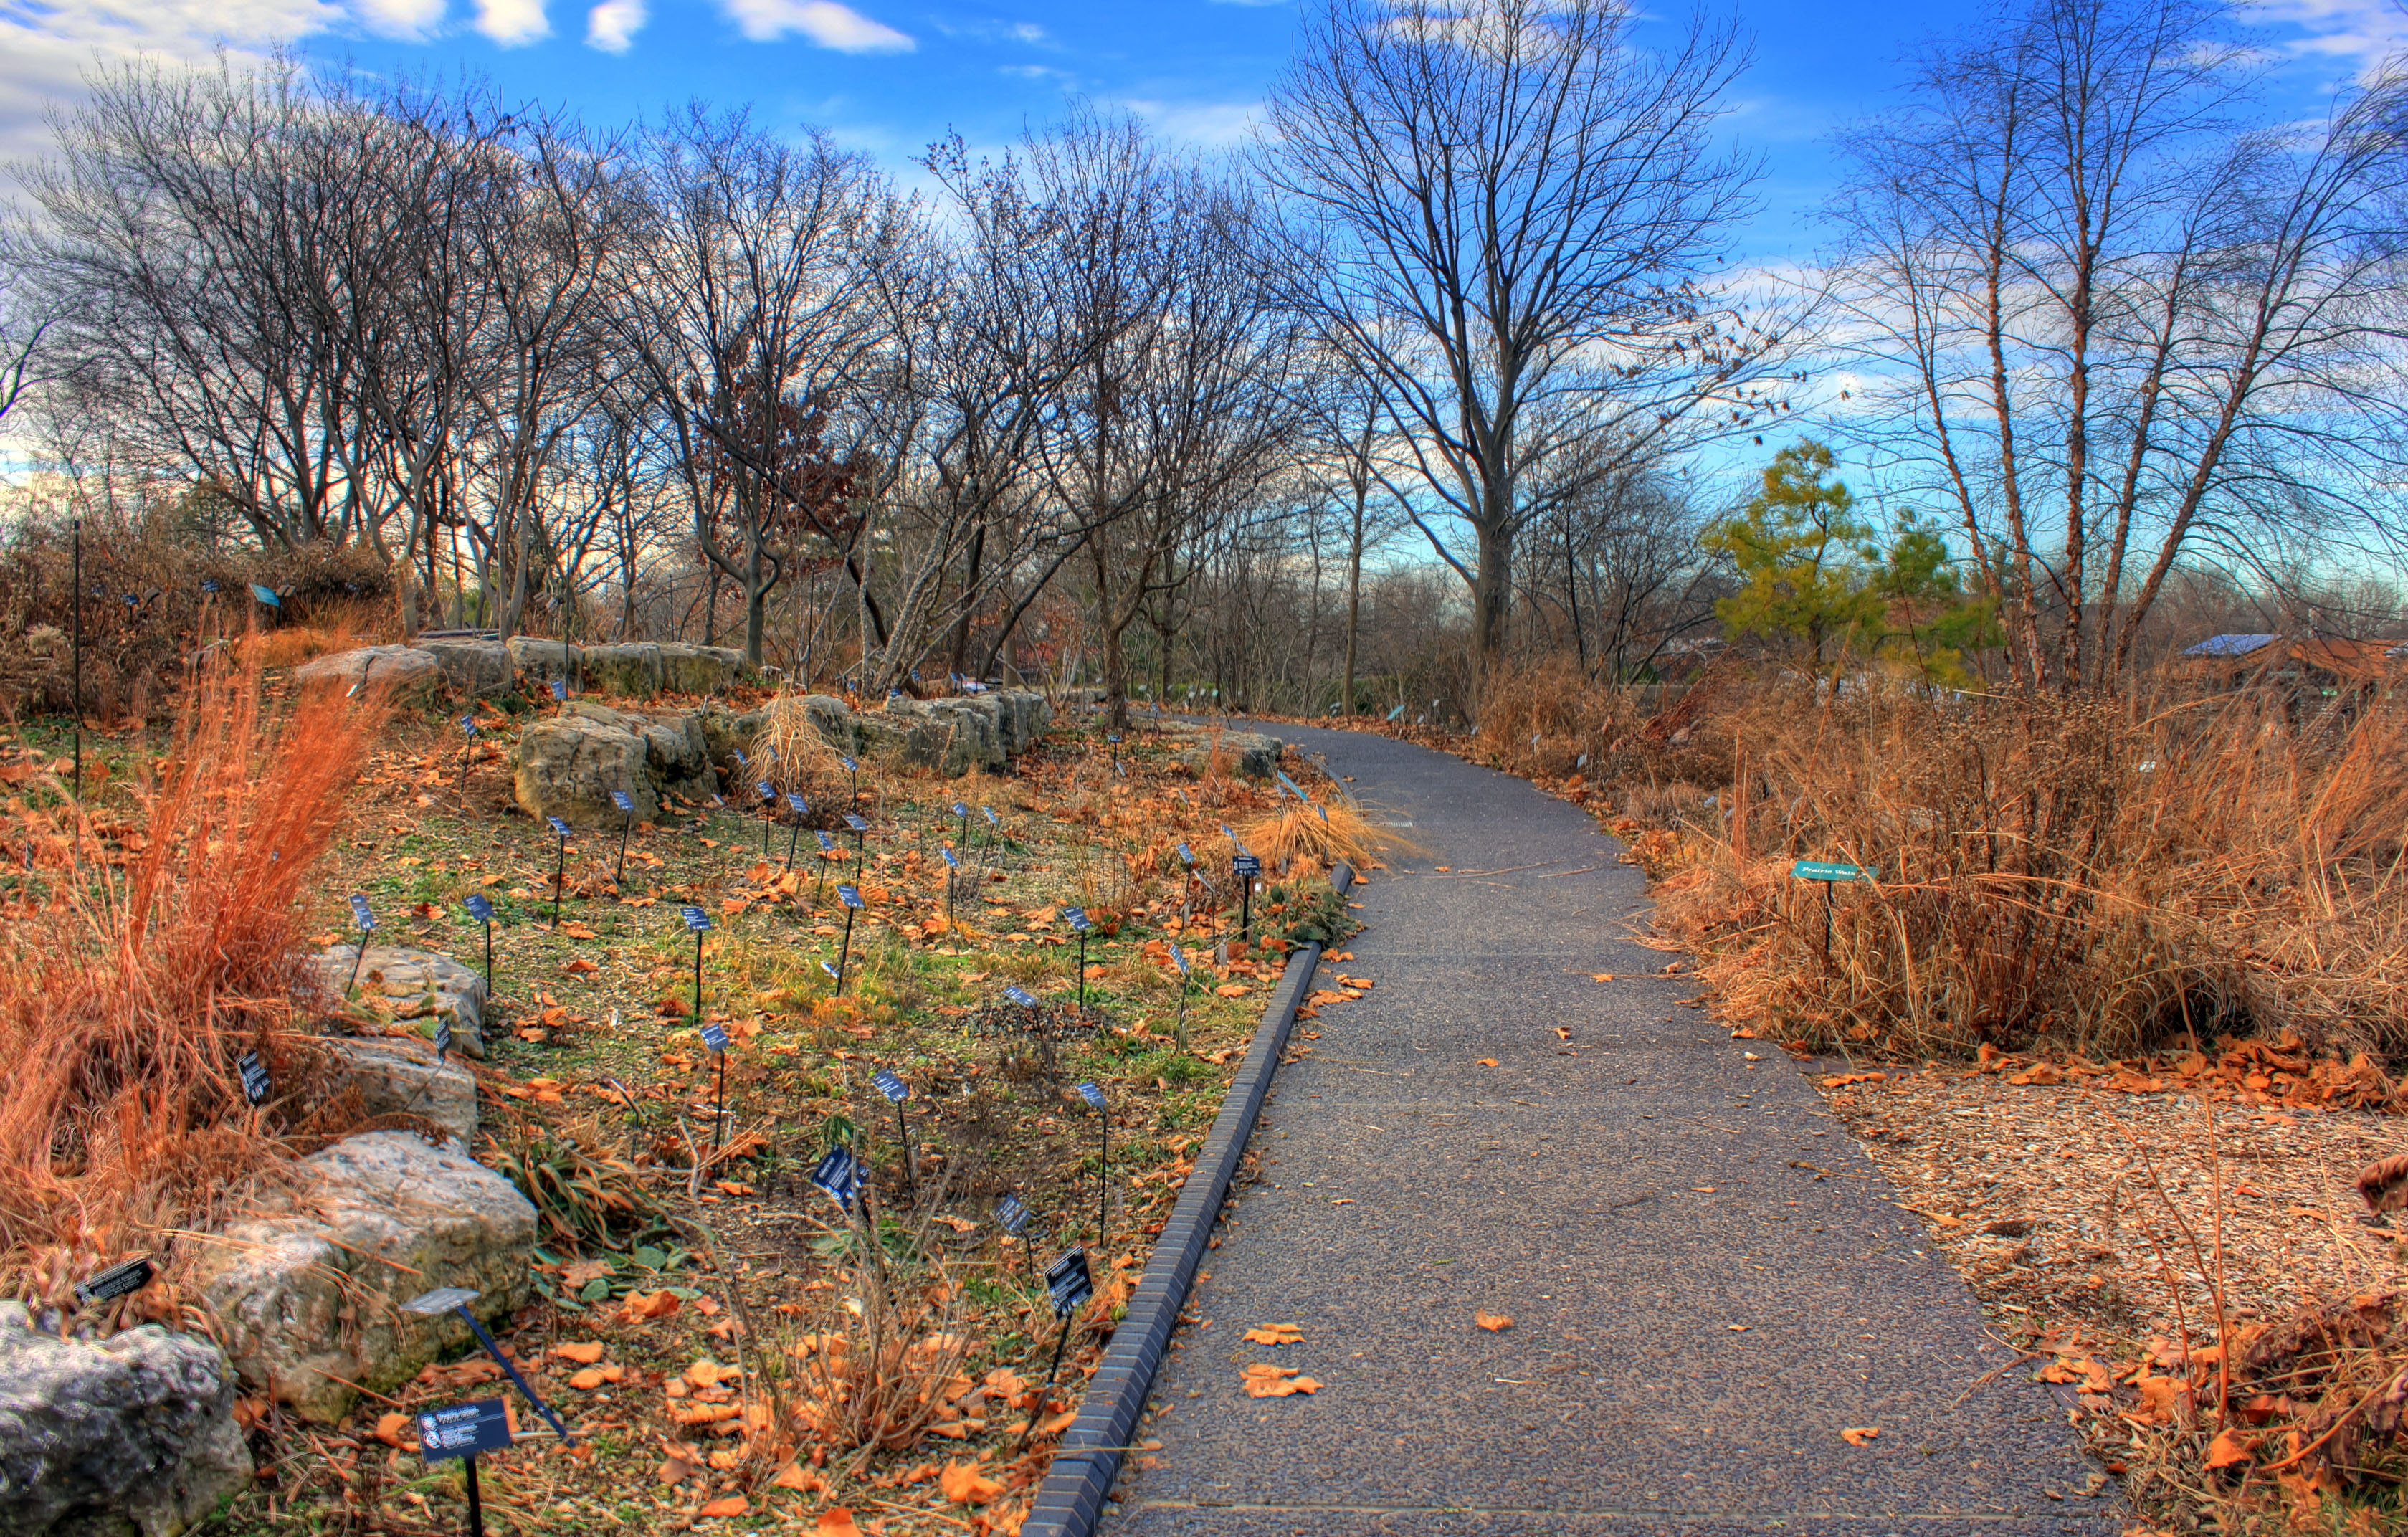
left=512, top=712, right=652, bottom=827
left=506, top=637, right=581, bottom=693
left=314, top=1037, right=477, bottom=1144
left=1170, top=727, right=1285, bottom=780
left=290, top=645, right=442, bottom=703
left=655, top=643, right=749, bottom=695
left=415, top=639, right=513, bottom=698
left=310, top=946, right=489, bottom=1060
left=0, top=1304, right=253, bottom=1536
left=576, top=642, right=664, bottom=699
left=193, top=1132, right=535, bottom=1423
left=847, top=690, right=1051, bottom=777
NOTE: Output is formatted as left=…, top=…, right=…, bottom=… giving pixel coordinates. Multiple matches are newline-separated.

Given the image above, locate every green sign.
left=1791, top=860, right=1876, bottom=883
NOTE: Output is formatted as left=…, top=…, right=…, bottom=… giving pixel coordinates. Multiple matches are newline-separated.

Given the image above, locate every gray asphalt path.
left=1103, top=725, right=2114, bottom=1536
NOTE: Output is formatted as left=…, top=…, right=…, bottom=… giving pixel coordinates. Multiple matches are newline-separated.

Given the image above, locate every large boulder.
left=576, top=642, right=664, bottom=699
left=315, top=1038, right=477, bottom=1145
left=657, top=643, right=750, bottom=695
left=506, top=637, right=580, bottom=693
left=0, top=1305, right=252, bottom=1536
left=310, top=946, right=490, bottom=1060
left=1167, top=725, right=1284, bottom=780
left=291, top=645, right=442, bottom=703
left=416, top=639, right=513, bottom=698
left=513, top=703, right=719, bottom=826
left=847, top=690, right=1052, bottom=777
left=194, top=1132, right=536, bottom=1424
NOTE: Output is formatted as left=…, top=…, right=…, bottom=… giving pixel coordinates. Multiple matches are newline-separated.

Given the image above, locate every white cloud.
left=718, top=0, right=914, bottom=51
left=353, top=0, right=449, bottom=37
left=1126, top=99, right=1264, bottom=148
left=2243, top=0, right=2408, bottom=72
left=585, top=0, right=643, bottom=49
left=472, top=0, right=547, bottom=44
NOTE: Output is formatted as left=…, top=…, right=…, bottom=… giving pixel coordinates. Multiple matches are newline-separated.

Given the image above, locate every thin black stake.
left=786, top=816, right=804, bottom=867
left=551, top=825, right=568, bottom=926
left=1018, top=1318, right=1075, bottom=1455
left=693, top=928, right=706, bottom=1014
left=481, top=920, right=492, bottom=993
left=1821, top=877, right=1836, bottom=969
left=894, top=1099, right=915, bottom=1204
left=345, top=938, right=369, bottom=996
left=616, top=807, right=632, bottom=885
left=713, top=1050, right=727, bottom=1153
left=1075, top=928, right=1088, bottom=1012
left=834, top=906, right=856, bottom=991
left=1096, top=1107, right=1109, bottom=1238
left=463, top=1453, right=487, bottom=1537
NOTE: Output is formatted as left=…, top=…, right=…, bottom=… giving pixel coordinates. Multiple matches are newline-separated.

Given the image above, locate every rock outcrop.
left=1161, top=723, right=1285, bottom=780
left=315, top=1038, right=477, bottom=1145
left=790, top=690, right=1051, bottom=777
left=291, top=644, right=443, bottom=703
left=0, top=1303, right=253, bottom=1536
left=309, top=946, right=490, bottom=1059
left=194, top=1132, right=536, bottom=1424
left=510, top=701, right=723, bottom=827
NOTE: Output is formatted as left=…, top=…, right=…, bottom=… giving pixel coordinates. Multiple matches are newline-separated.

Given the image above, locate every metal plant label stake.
left=402, top=1285, right=574, bottom=1537
left=833, top=885, right=864, bottom=991
left=75, top=1256, right=153, bottom=1308
left=238, top=1052, right=272, bottom=1108
left=874, top=1069, right=914, bottom=1201
left=814, top=829, right=837, bottom=903
left=784, top=794, right=809, bottom=866
left=1019, top=1247, right=1094, bottom=1452
left=465, top=893, right=495, bottom=994
left=1789, top=861, right=1876, bottom=967
left=1232, top=853, right=1261, bottom=946
left=844, top=812, right=870, bottom=879
left=997, top=1192, right=1033, bottom=1283
left=611, top=791, right=634, bottom=885
left=700, top=1022, right=731, bottom=1151
left=839, top=755, right=859, bottom=808
left=1170, top=942, right=1192, bottom=1048
left=1078, top=1081, right=1108, bottom=1237
left=457, top=715, right=479, bottom=808
left=681, top=905, right=713, bottom=1014
left=941, top=845, right=959, bottom=926
left=345, top=895, right=376, bottom=995
left=758, top=780, right=776, bottom=859
left=546, top=817, right=572, bottom=925
left=1063, top=906, right=1092, bottom=1012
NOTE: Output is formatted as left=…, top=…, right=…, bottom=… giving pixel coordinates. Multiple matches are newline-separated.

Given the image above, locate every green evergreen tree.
left=1703, top=442, right=1884, bottom=682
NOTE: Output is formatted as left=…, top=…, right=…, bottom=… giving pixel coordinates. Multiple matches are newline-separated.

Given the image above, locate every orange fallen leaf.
left=938, top=1461, right=1004, bottom=1504
left=1214, top=984, right=1250, bottom=998
left=568, top=1367, right=608, bottom=1390
left=771, top=1461, right=826, bottom=1493
left=1553, top=1026, right=1572, bottom=1040
left=1840, top=1427, right=1879, bottom=1446
left=1821, top=1072, right=1886, bottom=1088
left=552, top=1341, right=606, bottom=1364
left=1475, top=1311, right=1513, bottom=1332
left=562, top=923, right=598, bottom=939
left=1241, top=1364, right=1320, bottom=1398
left=1242, top=1323, right=1303, bottom=1346
left=373, top=1412, right=413, bottom=1447
left=1477, top=1058, right=1499, bottom=1067
left=1588, top=973, right=1615, bottom=982
left=698, top=1494, right=749, bottom=1517
left=2205, top=1431, right=2253, bottom=1470
left=565, top=957, right=598, bottom=974
left=818, top=1510, right=862, bottom=1537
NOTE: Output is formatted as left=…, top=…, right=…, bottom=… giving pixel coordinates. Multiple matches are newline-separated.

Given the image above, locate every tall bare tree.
left=1829, top=0, right=2408, bottom=690
left=1263, top=0, right=1785, bottom=712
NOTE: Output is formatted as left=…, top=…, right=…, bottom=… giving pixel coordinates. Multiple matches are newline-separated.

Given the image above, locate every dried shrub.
left=0, top=637, right=388, bottom=1303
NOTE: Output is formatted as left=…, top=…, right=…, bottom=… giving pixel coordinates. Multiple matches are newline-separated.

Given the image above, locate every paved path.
left=1103, top=726, right=2114, bottom=1536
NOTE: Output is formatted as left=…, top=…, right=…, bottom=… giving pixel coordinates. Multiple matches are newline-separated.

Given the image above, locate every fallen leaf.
left=1589, top=973, right=1616, bottom=983
left=818, top=1509, right=862, bottom=1537
left=1477, top=1058, right=1499, bottom=1067
left=771, top=1461, right=825, bottom=1493
left=2204, top=1432, right=2253, bottom=1470
left=568, top=1367, right=608, bottom=1390
left=1242, top=1323, right=1303, bottom=1346
left=1475, top=1311, right=1513, bottom=1332
left=1242, top=1364, right=1320, bottom=1397
left=565, top=957, right=598, bottom=975
left=938, top=1461, right=1004, bottom=1505
left=1840, top=1427, right=1879, bottom=1447
left=562, top=1259, right=613, bottom=1286
left=1820, top=1072, right=1886, bottom=1088
left=373, top=1412, right=413, bottom=1447
left=698, top=1495, right=749, bottom=1518
left=1727, top=1324, right=1749, bottom=1333
left=552, top=1341, right=606, bottom=1364
left=1214, top=983, right=1250, bottom=997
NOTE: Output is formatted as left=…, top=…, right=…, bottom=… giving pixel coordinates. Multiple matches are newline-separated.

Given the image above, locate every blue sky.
left=6, top=0, right=2399, bottom=275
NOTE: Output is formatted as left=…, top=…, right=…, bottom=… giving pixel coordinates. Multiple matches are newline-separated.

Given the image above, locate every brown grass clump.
left=751, top=692, right=850, bottom=792
left=0, top=638, right=387, bottom=1303
left=1237, top=795, right=1414, bottom=876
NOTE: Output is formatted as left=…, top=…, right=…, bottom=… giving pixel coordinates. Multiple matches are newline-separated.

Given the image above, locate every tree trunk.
left=1470, top=519, right=1513, bottom=715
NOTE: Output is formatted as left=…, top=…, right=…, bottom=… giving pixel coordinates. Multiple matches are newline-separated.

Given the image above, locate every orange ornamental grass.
left=0, top=637, right=386, bottom=1299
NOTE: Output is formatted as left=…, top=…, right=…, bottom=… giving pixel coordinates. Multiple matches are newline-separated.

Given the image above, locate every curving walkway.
left=1101, top=725, right=2114, bottom=1536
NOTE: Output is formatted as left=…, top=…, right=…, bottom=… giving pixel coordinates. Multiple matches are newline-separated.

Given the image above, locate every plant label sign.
left=839, top=756, right=858, bottom=774
left=812, top=1145, right=864, bottom=1211
left=549, top=679, right=567, bottom=701
left=982, top=807, right=998, bottom=826
left=1046, top=1247, right=1094, bottom=1318
left=434, top=1019, right=454, bottom=1059
left=941, top=847, right=959, bottom=869
left=1004, top=986, right=1038, bottom=1008
left=1232, top=854, right=1262, bottom=880
left=1386, top=705, right=1404, bottom=721
left=465, top=893, right=495, bottom=924
left=347, top=895, right=374, bottom=933
left=238, top=1052, right=272, bottom=1106
left=416, top=1400, right=513, bottom=1462
left=998, top=1193, right=1032, bottom=1235
left=817, top=831, right=838, bottom=854
left=822, top=960, right=841, bottom=981
left=1791, top=860, right=1875, bottom=883
left=1062, top=906, right=1090, bottom=933
left=700, top=1022, right=730, bottom=1055
left=952, top=801, right=969, bottom=818
left=1176, top=843, right=1194, bottom=865
left=460, top=714, right=479, bottom=737
left=547, top=817, right=571, bottom=839
left=730, top=750, right=747, bottom=768
left=1170, top=943, right=1190, bottom=976
left=1077, top=1082, right=1106, bottom=1111
left=874, top=1069, right=909, bottom=1103
left=756, top=781, right=775, bottom=801
left=787, top=794, right=809, bottom=814
left=611, top=791, right=634, bottom=813
left=681, top=905, right=713, bottom=933
left=837, top=885, right=865, bottom=909
left=75, top=1257, right=153, bottom=1306
left=844, top=814, right=868, bottom=833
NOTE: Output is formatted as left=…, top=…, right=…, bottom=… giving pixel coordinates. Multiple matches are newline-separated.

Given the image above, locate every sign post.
left=941, top=845, right=959, bottom=927
left=680, top=906, right=713, bottom=1016
left=997, top=1193, right=1033, bottom=1284
left=784, top=794, right=809, bottom=866
left=546, top=817, right=572, bottom=926
left=954, top=801, right=971, bottom=855
left=75, top=1257, right=154, bottom=1310
left=757, top=781, right=777, bottom=860
left=402, top=1285, right=574, bottom=1537
left=1169, top=942, right=1192, bottom=1048
left=701, top=1021, right=731, bottom=1151
left=844, top=813, right=870, bottom=879
left=344, top=895, right=376, bottom=996
left=839, top=755, right=860, bottom=809
left=457, top=715, right=479, bottom=809
left=238, top=1051, right=272, bottom=1108
left=1789, top=860, right=1877, bottom=967
left=1077, top=1081, right=1108, bottom=1238
left=833, top=885, right=864, bottom=993
left=814, top=830, right=837, bottom=903
left=874, top=1069, right=914, bottom=1202
left=1019, top=1247, right=1094, bottom=1452
left=1232, top=852, right=1261, bottom=946
left=465, top=893, right=495, bottom=995
left=1063, top=907, right=1093, bottom=1012
left=611, top=793, right=635, bottom=885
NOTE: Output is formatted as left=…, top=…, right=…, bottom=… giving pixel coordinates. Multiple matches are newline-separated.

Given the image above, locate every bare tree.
left=1828, top=0, right=2408, bottom=690
left=1263, top=0, right=1786, bottom=713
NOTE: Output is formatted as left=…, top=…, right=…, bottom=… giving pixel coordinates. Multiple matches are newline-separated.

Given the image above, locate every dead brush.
left=1237, top=795, right=1412, bottom=877
left=0, top=636, right=386, bottom=1304
left=750, top=692, right=850, bottom=794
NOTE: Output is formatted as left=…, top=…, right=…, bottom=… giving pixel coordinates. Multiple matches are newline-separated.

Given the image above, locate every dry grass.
left=751, top=691, right=852, bottom=794
left=0, top=637, right=388, bottom=1308
left=1237, top=789, right=1417, bottom=880
left=1481, top=663, right=2408, bottom=1065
